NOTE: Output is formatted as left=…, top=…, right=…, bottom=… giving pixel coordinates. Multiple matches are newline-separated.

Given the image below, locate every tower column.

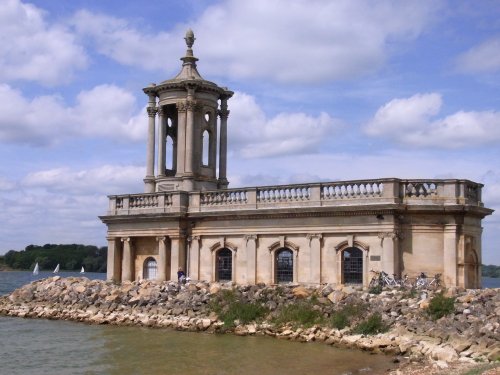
left=185, top=86, right=196, bottom=177
left=176, top=103, right=187, bottom=175
left=157, top=106, right=166, bottom=177
left=144, top=102, right=157, bottom=193
left=218, top=97, right=229, bottom=188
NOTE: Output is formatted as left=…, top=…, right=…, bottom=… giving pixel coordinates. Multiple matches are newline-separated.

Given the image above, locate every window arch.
left=342, top=247, right=363, bottom=284
left=216, top=248, right=232, bottom=281
left=143, top=257, right=157, bottom=280
left=166, top=135, right=174, bottom=170
left=202, top=130, right=210, bottom=166
left=275, top=248, right=293, bottom=283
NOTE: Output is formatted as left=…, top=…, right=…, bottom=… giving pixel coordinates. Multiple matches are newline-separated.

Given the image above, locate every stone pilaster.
left=106, top=237, right=121, bottom=282
left=170, top=235, right=187, bottom=281
left=121, top=237, right=133, bottom=282
left=157, top=236, right=168, bottom=281
left=188, top=236, right=200, bottom=280
left=307, top=234, right=322, bottom=283
left=379, top=232, right=399, bottom=277
left=144, top=104, right=157, bottom=193
left=245, top=235, right=257, bottom=284
left=444, top=224, right=458, bottom=286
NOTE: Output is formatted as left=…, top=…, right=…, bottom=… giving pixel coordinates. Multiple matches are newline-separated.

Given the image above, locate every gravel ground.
left=389, top=361, right=500, bottom=375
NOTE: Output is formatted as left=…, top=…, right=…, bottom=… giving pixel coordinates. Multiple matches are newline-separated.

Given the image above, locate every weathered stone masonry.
left=100, top=30, right=493, bottom=288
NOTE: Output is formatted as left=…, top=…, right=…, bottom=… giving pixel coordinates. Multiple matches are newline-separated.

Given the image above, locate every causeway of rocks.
left=1, top=277, right=499, bottom=369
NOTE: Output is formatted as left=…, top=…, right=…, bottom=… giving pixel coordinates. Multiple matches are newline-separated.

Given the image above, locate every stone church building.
left=101, top=30, right=493, bottom=289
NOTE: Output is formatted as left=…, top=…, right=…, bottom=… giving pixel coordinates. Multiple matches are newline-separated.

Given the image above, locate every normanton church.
left=101, top=30, right=492, bottom=289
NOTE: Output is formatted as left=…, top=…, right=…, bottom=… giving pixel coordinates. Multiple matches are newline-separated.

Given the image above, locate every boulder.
left=292, top=286, right=310, bottom=298
left=431, top=346, right=458, bottom=362
left=327, top=291, right=346, bottom=304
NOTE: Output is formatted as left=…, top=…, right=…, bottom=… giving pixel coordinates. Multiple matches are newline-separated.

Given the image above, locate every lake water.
left=0, top=271, right=398, bottom=375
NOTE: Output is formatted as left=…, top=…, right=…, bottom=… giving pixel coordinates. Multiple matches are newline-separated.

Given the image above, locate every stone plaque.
left=370, top=255, right=381, bottom=261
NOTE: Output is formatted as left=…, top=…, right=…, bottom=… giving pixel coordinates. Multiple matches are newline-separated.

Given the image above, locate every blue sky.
left=0, top=0, right=499, bottom=264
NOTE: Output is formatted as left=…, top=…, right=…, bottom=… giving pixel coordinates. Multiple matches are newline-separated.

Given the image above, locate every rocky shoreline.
left=1, top=277, right=499, bottom=373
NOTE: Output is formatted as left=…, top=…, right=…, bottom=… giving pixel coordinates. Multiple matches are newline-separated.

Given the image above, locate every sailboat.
left=33, top=262, right=39, bottom=275
left=80, top=266, right=85, bottom=274
left=53, top=264, right=60, bottom=273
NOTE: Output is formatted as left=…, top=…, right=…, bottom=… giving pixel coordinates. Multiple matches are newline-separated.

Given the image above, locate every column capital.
left=217, top=109, right=230, bottom=119
left=245, top=234, right=257, bottom=242
left=156, top=236, right=167, bottom=242
left=157, top=106, right=165, bottom=116
left=306, top=233, right=322, bottom=245
left=377, top=231, right=402, bottom=240
left=147, top=106, right=158, bottom=117
left=121, top=237, right=131, bottom=243
left=106, top=236, right=117, bottom=241
left=189, top=235, right=201, bottom=241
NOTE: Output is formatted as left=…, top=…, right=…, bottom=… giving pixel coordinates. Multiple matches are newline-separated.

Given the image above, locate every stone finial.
left=185, top=29, right=195, bottom=49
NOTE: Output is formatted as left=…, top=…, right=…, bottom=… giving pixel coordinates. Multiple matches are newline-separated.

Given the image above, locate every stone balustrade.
left=106, top=178, right=484, bottom=215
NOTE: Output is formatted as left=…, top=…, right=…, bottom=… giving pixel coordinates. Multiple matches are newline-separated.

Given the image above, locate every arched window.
left=143, top=257, right=157, bottom=280
left=342, top=247, right=363, bottom=284
left=202, top=130, right=210, bottom=166
left=166, top=135, right=174, bottom=170
left=216, top=248, right=232, bottom=281
left=276, top=248, right=293, bottom=283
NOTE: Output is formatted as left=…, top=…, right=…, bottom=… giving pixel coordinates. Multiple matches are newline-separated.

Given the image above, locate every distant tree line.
left=3, top=244, right=107, bottom=273
left=482, top=264, right=500, bottom=278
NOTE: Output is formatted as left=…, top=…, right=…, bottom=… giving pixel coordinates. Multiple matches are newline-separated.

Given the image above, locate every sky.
left=0, top=0, right=499, bottom=264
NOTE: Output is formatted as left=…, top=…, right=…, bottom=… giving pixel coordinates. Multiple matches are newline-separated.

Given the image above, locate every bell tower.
left=143, top=29, right=233, bottom=192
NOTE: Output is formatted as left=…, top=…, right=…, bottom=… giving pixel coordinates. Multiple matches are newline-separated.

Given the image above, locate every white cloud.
left=71, top=0, right=439, bottom=83
left=22, top=165, right=144, bottom=195
left=0, top=0, right=87, bottom=85
left=0, top=84, right=146, bottom=145
left=0, top=164, right=145, bottom=251
left=71, top=10, right=178, bottom=71
left=229, top=92, right=340, bottom=157
left=456, top=37, right=500, bottom=74
left=364, top=93, right=500, bottom=148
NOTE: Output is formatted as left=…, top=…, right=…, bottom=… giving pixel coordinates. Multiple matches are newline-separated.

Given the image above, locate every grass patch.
left=330, top=302, right=366, bottom=329
left=462, top=363, right=500, bottom=375
left=368, top=285, right=382, bottom=295
left=272, top=302, right=324, bottom=328
left=352, top=313, right=388, bottom=335
left=209, top=289, right=268, bottom=327
left=427, top=293, right=455, bottom=320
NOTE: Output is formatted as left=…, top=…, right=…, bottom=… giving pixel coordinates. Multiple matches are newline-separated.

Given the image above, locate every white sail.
left=53, top=264, right=60, bottom=273
left=33, top=263, right=39, bottom=275
left=80, top=266, right=85, bottom=274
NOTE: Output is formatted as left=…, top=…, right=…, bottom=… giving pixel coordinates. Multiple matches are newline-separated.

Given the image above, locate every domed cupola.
left=142, top=30, right=233, bottom=192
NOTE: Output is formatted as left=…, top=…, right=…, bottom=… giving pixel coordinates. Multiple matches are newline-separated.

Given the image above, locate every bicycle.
left=415, top=272, right=441, bottom=290
left=369, top=270, right=400, bottom=288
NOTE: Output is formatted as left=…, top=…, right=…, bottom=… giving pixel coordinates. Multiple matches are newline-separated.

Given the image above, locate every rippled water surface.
left=0, top=316, right=398, bottom=375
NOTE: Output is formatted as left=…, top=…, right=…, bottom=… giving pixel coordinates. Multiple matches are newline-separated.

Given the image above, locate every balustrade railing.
left=322, top=181, right=383, bottom=199
left=106, top=178, right=484, bottom=215
left=201, top=190, right=248, bottom=205
left=257, top=185, right=310, bottom=203
left=403, top=181, right=439, bottom=198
